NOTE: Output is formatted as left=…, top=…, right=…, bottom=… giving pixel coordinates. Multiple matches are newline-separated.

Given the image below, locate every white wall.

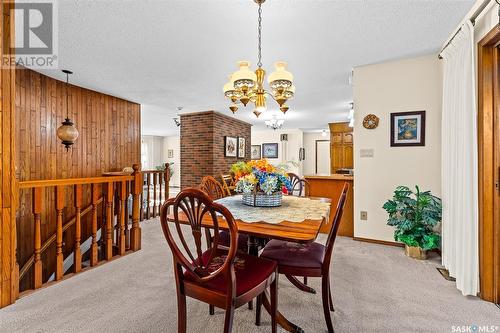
left=163, top=136, right=181, bottom=187
left=353, top=54, right=442, bottom=242
left=251, top=128, right=304, bottom=175
left=303, top=132, right=329, bottom=175
left=141, top=135, right=164, bottom=170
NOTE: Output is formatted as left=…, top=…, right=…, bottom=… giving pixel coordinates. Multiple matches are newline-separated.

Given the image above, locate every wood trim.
left=353, top=237, right=405, bottom=248
left=315, top=140, right=330, bottom=174
left=478, top=25, right=500, bottom=303
left=18, top=175, right=134, bottom=188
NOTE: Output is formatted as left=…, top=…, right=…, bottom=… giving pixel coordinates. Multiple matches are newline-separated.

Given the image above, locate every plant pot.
left=405, top=245, right=427, bottom=260
left=242, top=192, right=282, bottom=207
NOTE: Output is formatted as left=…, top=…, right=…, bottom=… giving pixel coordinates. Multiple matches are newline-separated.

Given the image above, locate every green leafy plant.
left=155, top=162, right=174, bottom=177
left=382, top=186, right=442, bottom=250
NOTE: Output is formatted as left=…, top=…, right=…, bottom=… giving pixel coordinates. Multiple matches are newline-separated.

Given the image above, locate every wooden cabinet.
left=329, top=122, right=354, bottom=173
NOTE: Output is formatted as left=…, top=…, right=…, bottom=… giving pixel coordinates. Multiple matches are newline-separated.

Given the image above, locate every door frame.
left=478, top=25, right=500, bottom=303
left=315, top=139, right=330, bottom=174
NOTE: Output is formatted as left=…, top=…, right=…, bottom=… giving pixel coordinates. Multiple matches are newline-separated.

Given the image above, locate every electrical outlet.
left=360, top=211, right=368, bottom=220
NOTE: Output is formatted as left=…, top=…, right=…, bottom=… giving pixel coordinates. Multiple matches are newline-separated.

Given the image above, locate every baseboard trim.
left=353, top=237, right=404, bottom=247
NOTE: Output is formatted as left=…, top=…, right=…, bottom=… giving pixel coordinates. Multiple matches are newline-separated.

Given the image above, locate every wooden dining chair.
left=220, top=174, right=235, bottom=197
left=288, top=174, right=310, bottom=197
left=256, top=183, right=349, bottom=333
left=160, top=188, right=278, bottom=333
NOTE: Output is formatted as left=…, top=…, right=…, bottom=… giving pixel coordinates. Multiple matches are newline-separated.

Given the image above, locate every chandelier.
left=223, top=0, right=295, bottom=118
left=265, top=115, right=284, bottom=130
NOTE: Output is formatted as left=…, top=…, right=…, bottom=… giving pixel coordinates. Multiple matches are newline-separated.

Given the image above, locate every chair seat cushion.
left=184, top=248, right=276, bottom=296
left=260, top=239, right=325, bottom=269
left=218, top=231, right=249, bottom=252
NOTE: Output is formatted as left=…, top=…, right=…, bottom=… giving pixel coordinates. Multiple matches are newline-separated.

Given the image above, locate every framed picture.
left=262, top=143, right=278, bottom=158
left=224, top=136, right=238, bottom=157
left=251, top=145, right=261, bottom=160
left=390, top=111, right=426, bottom=147
left=237, top=137, right=246, bottom=158
left=167, top=149, right=174, bottom=158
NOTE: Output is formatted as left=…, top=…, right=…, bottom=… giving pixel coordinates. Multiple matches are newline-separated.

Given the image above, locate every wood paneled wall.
left=1, top=1, right=19, bottom=307
left=15, top=68, right=141, bottom=291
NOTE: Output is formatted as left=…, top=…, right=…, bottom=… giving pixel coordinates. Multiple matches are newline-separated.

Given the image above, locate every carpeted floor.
left=1, top=219, right=498, bottom=333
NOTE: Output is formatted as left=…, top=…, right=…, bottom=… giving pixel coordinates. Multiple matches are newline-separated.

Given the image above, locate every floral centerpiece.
left=231, top=159, right=292, bottom=207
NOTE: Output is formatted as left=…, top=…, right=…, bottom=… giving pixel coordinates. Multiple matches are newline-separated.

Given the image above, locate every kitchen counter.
left=304, top=174, right=354, bottom=236
left=304, top=174, right=353, bottom=181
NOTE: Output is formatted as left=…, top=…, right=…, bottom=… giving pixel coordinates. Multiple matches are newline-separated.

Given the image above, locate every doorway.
left=478, top=26, right=500, bottom=303
left=315, top=140, right=330, bottom=174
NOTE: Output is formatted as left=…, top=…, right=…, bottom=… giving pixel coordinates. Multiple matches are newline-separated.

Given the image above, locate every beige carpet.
left=1, top=219, right=498, bottom=333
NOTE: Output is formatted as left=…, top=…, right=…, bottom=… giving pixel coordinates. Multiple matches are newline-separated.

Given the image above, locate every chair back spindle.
left=199, top=176, right=226, bottom=200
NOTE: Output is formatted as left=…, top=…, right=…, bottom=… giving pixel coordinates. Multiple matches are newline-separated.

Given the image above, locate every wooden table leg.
left=285, top=275, right=316, bottom=294
left=249, top=236, right=305, bottom=333
left=261, top=290, right=305, bottom=333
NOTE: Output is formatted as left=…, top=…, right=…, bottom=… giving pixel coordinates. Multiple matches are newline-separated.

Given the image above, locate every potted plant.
left=231, top=159, right=292, bottom=207
left=382, top=186, right=442, bottom=259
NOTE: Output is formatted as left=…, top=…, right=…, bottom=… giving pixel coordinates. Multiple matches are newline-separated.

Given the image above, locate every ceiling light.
left=223, top=0, right=294, bottom=118
left=56, top=70, right=79, bottom=150
left=265, top=115, right=284, bottom=130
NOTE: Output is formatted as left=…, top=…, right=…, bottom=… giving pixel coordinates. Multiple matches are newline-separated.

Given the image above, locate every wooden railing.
left=140, top=163, right=171, bottom=221
left=18, top=165, right=144, bottom=292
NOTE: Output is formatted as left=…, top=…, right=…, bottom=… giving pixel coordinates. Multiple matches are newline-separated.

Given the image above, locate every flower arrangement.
left=231, top=159, right=292, bottom=195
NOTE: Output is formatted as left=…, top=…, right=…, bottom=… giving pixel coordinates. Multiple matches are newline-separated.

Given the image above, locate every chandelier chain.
left=257, top=3, right=262, bottom=68
left=65, top=72, right=69, bottom=119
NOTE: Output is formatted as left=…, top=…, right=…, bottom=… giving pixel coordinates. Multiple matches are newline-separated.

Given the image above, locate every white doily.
left=215, top=195, right=330, bottom=224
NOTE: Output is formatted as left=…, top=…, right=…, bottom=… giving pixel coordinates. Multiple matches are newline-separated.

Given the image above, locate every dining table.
left=167, top=194, right=332, bottom=333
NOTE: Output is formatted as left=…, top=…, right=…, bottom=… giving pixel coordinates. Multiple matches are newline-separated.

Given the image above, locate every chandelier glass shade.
left=223, top=0, right=294, bottom=118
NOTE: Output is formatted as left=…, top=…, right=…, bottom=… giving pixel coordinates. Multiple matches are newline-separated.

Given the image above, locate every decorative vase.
left=242, top=191, right=282, bottom=207
left=405, top=245, right=427, bottom=260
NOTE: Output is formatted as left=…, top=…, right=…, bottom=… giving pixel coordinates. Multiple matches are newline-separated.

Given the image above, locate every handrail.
left=19, top=175, right=134, bottom=189
left=19, top=197, right=104, bottom=280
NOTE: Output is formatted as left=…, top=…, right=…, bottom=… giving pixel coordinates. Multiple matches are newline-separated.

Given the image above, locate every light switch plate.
left=360, top=149, right=374, bottom=158
left=360, top=211, right=368, bottom=220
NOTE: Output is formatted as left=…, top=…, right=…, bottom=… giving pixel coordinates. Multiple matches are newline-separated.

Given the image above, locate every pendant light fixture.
left=56, top=70, right=79, bottom=150
left=223, top=0, right=294, bottom=117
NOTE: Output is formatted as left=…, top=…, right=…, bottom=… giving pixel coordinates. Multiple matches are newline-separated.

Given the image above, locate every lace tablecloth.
left=215, top=195, right=331, bottom=224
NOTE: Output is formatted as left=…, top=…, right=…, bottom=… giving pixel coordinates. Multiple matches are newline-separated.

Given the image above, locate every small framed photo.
left=251, top=145, right=261, bottom=160
left=390, top=111, right=426, bottom=147
left=237, top=137, right=246, bottom=158
left=224, top=136, right=238, bottom=157
left=262, top=143, right=278, bottom=158
left=167, top=149, right=174, bottom=158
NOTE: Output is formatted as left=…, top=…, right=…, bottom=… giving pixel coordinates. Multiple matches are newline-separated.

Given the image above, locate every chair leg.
left=303, top=276, right=308, bottom=285
left=255, top=294, right=262, bottom=326
left=328, top=285, right=334, bottom=312
left=223, top=305, right=235, bottom=333
left=248, top=300, right=253, bottom=310
left=322, top=276, right=334, bottom=333
left=209, top=304, right=215, bottom=315
left=177, top=291, right=187, bottom=333
left=270, top=273, right=278, bottom=333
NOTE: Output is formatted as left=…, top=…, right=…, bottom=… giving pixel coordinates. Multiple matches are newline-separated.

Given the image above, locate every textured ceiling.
left=34, top=0, right=473, bottom=136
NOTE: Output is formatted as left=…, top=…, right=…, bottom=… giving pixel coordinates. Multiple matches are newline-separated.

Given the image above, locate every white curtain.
left=441, top=20, right=479, bottom=296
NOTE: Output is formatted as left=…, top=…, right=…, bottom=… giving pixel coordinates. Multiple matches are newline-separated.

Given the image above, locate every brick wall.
left=180, top=111, right=251, bottom=188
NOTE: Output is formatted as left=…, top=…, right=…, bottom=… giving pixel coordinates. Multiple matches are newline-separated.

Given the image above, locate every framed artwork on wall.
left=224, top=136, right=238, bottom=157
left=262, top=143, right=278, bottom=158
left=237, top=137, right=246, bottom=158
left=251, top=145, right=261, bottom=159
left=390, top=111, right=426, bottom=147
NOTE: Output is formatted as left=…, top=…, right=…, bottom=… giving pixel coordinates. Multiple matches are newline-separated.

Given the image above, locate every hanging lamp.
left=56, top=70, right=79, bottom=150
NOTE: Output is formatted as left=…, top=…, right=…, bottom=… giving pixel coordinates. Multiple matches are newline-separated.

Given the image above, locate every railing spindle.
left=130, top=164, right=142, bottom=251
left=90, top=183, right=99, bottom=266
left=73, top=184, right=82, bottom=273
left=153, top=172, right=158, bottom=217
left=55, top=186, right=65, bottom=280
left=158, top=171, right=163, bottom=209
left=146, top=173, right=151, bottom=219
left=32, top=187, right=43, bottom=289
left=105, top=182, right=114, bottom=260
left=124, top=181, right=130, bottom=250
left=165, top=163, right=170, bottom=200
left=118, top=181, right=126, bottom=255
